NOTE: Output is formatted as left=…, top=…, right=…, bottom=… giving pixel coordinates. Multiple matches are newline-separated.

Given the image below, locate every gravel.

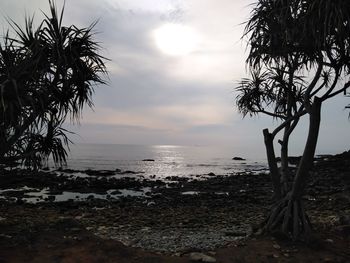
left=91, top=225, right=252, bottom=252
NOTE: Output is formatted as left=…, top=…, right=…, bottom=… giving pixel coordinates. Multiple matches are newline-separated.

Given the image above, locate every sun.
left=153, top=23, right=199, bottom=56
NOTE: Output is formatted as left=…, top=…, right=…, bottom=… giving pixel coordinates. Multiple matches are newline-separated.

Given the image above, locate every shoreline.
left=0, top=151, right=349, bottom=261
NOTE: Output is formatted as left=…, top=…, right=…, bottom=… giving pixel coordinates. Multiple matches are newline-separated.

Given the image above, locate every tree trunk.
left=261, top=98, right=322, bottom=240
left=291, top=97, right=322, bottom=200
left=263, top=128, right=281, bottom=200
left=280, top=124, right=290, bottom=195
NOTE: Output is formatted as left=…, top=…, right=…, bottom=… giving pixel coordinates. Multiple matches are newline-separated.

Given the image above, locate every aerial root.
left=261, top=195, right=312, bottom=240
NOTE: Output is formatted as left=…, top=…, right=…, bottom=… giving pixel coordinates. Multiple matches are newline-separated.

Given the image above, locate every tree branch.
left=321, top=70, right=340, bottom=100
left=259, top=110, right=286, bottom=119
left=285, top=115, right=300, bottom=138
left=271, top=107, right=306, bottom=138
left=310, top=81, right=326, bottom=97
left=304, top=58, right=323, bottom=113
left=322, top=81, right=350, bottom=101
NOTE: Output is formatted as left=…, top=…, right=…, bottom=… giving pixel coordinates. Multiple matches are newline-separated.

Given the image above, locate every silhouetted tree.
left=237, top=64, right=305, bottom=199
left=237, top=0, right=350, bottom=240
left=0, top=1, right=107, bottom=169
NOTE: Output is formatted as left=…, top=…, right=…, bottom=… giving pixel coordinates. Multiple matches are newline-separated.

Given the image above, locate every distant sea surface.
left=63, top=144, right=268, bottom=178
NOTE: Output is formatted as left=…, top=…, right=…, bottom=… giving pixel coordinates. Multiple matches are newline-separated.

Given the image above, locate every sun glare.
left=154, top=23, right=199, bottom=56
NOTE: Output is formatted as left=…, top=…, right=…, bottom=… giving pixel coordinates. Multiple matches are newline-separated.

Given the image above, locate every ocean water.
left=63, top=144, right=268, bottom=178
left=0, top=144, right=270, bottom=203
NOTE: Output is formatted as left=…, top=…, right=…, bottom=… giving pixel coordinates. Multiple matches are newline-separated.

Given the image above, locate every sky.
left=1, top=0, right=349, bottom=156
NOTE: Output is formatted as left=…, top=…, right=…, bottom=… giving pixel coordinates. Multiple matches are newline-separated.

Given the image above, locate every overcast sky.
left=1, top=0, right=349, bottom=156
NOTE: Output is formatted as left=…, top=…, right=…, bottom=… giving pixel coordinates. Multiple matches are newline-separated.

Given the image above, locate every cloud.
left=2, top=0, right=349, bottom=154
left=81, top=97, right=234, bottom=131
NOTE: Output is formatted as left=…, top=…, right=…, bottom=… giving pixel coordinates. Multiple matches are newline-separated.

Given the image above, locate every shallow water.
left=0, top=186, right=152, bottom=204
left=60, top=144, right=268, bottom=178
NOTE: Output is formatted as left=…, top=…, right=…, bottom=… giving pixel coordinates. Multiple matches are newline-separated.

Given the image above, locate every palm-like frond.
left=236, top=69, right=275, bottom=117
left=245, top=0, right=350, bottom=71
left=0, top=1, right=107, bottom=169
left=236, top=63, right=305, bottom=119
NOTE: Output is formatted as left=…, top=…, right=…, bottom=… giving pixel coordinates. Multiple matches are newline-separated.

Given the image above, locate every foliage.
left=0, top=1, right=107, bottom=169
left=236, top=0, right=350, bottom=240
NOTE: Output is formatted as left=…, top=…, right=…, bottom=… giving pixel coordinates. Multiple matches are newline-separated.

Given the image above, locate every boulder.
left=232, top=157, right=246, bottom=161
left=84, top=170, right=115, bottom=176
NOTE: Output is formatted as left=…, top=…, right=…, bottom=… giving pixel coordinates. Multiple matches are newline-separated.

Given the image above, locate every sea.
left=63, top=144, right=269, bottom=179
left=0, top=144, right=270, bottom=203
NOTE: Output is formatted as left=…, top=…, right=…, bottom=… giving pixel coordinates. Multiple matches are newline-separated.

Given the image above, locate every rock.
left=273, top=244, right=281, bottom=249
left=110, top=190, right=121, bottom=195
left=224, top=230, right=246, bottom=237
left=275, top=156, right=301, bottom=164
left=232, top=157, right=246, bottom=161
left=45, top=195, right=55, bottom=202
left=208, top=172, right=216, bottom=176
left=339, top=214, right=350, bottom=225
left=334, top=225, right=350, bottom=236
left=121, top=170, right=137, bottom=174
left=0, top=234, right=12, bottom=239
left=142, top=159, right=155, bottom=162
left=85, top=170, right=115, bottom=176
left=288, top=156, right=301, bottom=164
left=189, top=252, right=216, bottom=262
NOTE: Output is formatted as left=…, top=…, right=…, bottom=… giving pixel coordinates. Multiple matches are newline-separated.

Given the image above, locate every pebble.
left=273, top=244, right=281, bottom=249
left=141, top=227, right=151, bottom=232
left=0, top=234, right=12, bottom=238
left=93, top=227, right=247, bottom=252
left=189, top=252, right=217, bottom=262
left=1, top=154, right=348, bottom=257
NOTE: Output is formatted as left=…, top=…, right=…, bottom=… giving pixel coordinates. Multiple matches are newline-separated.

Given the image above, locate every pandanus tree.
left=236, top=0, right=350, bottom=240
left=0, top=1, right=107, bottom=169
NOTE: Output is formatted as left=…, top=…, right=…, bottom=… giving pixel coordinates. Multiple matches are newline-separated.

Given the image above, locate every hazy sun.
left=154, top=23, right=198, bottom=56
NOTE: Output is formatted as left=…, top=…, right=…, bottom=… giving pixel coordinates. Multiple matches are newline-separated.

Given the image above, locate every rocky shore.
left=0, top=151, right=349, bottom=262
